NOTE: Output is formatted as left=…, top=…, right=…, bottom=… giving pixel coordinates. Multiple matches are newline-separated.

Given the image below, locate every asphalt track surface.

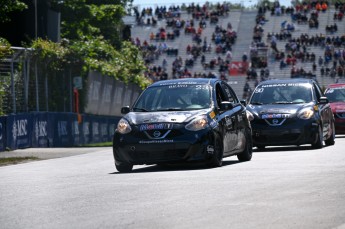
left=1, top=137, right=345, bottom=229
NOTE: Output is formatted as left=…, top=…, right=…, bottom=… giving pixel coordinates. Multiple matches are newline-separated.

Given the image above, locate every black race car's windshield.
left=325, top=87, right=345, bottom=102
left=133, top=84, right=211, bottom=112
left=250, top=83, right=312, bottom=104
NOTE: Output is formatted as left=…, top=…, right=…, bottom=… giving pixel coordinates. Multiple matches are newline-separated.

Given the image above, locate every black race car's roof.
left=258, top=78, right=316, bottom=86
left=149, top=78, right=217, bottom=88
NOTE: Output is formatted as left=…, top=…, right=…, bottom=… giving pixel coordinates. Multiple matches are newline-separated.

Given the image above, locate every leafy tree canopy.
left=51, top=0, right=132, bottom=48
left=48, top=0, right=150, bottom=87
left=0, top=37, right=13, bottom=60
left=3, top=0, right=150, bottom=89
left=0, top=0, right=27, bottom=23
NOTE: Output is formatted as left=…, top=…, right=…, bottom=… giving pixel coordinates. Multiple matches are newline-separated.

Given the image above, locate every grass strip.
left=81, top=142, right=112, bottom=147
left=0, top=157, right=39, bottom=166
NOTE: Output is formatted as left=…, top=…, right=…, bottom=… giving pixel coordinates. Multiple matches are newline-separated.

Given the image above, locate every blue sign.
left=0, top=112, right=120, bottom=151
left=6, top=114, right=32, bottom=149
left=81, top=115, right=92, bottom=145
left=0, top=116, right=6, bottom=151
left=32, top=113, right=49, bottom=147
left=50, top=113, right=74, bottom=147
left=90, top=116, right=101, bottom=143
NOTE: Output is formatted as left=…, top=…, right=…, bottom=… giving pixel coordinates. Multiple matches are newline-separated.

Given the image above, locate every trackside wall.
left=0, top=113, right=120, bottom=151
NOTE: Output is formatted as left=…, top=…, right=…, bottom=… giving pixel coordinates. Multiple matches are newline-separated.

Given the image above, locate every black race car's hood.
left=248, top=103, right=312, bottom=118
left=125, top=109, right=211, bottom=125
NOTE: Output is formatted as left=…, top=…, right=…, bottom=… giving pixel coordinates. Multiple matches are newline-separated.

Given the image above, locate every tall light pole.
left=35, top=0, right=37, bottom=39
left=34, top=0, right=39, bottom=111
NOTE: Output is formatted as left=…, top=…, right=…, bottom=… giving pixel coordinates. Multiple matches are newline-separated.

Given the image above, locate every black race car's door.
left=215, top=82, right=242, bottom=154
left=221, top=82, right=247, bottom=153
left=313, top=82, right=333, bottom=138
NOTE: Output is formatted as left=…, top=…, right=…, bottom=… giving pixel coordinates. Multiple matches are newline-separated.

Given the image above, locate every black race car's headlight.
left=185, top=115, right=208, bottom=131
left=117, top=118, right=132, bottom=134
left=297, top=107, right=314, bottom=120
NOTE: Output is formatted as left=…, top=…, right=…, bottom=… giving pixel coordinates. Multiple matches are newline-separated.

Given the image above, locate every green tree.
left=0, top=38, right=14, bottom=115
left=52, top=0, right=132, bottom=48
left=49, top=0, right=150, bottom=87
left=0, top=0, right=27, bottom=23
left=0, top=37, right=13, bottom=59
left=2, top=0, right=149, bottom=114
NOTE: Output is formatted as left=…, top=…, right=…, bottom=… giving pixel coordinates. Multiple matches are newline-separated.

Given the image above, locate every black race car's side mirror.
left=121, top=106, right=130, bottom=114
left=319, top=96, right=329, bottom=104
left=220, top=101, right=234, bottom=111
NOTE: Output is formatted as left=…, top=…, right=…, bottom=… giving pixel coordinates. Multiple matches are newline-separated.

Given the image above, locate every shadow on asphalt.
left=110, top=135, right=345, bottom=174
left=253, top=138, right=339, bottom=153
left=253, top=145, right=313, bottom=153
left=110, top=159, right=244, bottom=174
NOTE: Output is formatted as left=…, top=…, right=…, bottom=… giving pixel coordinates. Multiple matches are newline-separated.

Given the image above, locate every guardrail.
left=0, top=112, right=120, bottom=151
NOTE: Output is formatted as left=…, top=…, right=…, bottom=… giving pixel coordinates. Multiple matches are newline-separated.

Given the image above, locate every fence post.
left=11, top=56, right=16, bottom=113
left=35, top=60, right=39, bottom=111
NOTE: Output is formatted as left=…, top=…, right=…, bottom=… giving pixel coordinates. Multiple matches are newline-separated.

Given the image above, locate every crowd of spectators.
left=263, top=0, right=345, bottom=83
left=131, top=2, right=241, bottom=80
left=130, top=0, right=345, bottom=98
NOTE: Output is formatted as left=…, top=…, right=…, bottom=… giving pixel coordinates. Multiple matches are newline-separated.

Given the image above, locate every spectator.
left=320, top=66, right=325, bottom=76
left=225, top=50, right=232, bottom=62
left=242, top=52, right=248, bottom=62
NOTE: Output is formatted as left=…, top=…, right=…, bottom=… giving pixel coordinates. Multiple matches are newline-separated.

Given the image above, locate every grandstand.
left=128, top=1, right=345, bottom=99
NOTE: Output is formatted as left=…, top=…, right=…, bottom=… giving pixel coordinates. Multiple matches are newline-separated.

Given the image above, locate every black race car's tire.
left=312, top=125, right=323, bottom=149
left=325, top=121, right=335, bottom=146
left=156, top=163, right=170, bottom=169
left=208, top=134, right=223, bottom=167
left=256, top=145, right=266, bottom=150
left=115, top=161, right=133, bottom=173
left=237, top=128, right=253, bottom=162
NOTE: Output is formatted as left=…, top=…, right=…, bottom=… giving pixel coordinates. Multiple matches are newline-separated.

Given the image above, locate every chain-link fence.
left=1, top=47, right=143, bottom=117
left=0, top=47, right=78, bottom=115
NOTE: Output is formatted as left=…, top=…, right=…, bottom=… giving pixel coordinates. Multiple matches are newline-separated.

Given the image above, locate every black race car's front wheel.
left=208, top=134, right=223, bottom=167
left=115, top=161, right=133, bottom=173
left=312, top=125, right=323, bottom=149
left=237, top=128, right=253, bottom=162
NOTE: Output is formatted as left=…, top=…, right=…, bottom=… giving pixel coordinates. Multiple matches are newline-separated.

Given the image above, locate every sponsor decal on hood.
left=125, top=109, right=210, bottom=125
left=249, top=104, right=310, bottom=118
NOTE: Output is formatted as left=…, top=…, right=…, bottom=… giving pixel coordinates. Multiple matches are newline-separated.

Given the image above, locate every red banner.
left=228, top=61, right=249, bottom=76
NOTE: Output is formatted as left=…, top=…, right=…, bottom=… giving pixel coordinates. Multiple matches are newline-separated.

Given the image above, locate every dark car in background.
left=324, top=83, right=345, bottom=134
left=246, top=79, right=335, bottom=149
left=113, top=78, right=252, bottom=172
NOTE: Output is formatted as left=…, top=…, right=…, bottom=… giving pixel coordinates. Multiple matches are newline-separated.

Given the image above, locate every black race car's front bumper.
left=113, top=128, right=215, bottom=165
left=251, top=118, right=319, bottom=147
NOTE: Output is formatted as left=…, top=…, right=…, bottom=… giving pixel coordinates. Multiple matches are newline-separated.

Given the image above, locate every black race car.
left=113, top=78, right=252, bottom=172
left=246, top=78, right=335, bottom=149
